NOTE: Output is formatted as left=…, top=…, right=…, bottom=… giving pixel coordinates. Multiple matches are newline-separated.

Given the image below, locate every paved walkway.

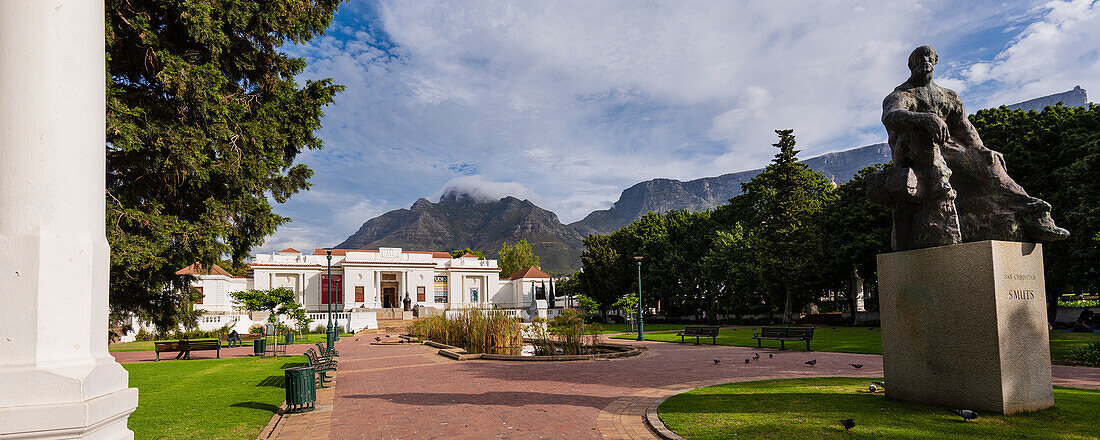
left=112, top=336, right=1100, bottom=439
left=259, top=335, right=1100, bottom=440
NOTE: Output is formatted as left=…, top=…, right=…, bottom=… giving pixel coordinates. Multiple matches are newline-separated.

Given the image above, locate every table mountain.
left=569, top=143, right=891, bottom=236
left=336, top=190, right=583, bottom=275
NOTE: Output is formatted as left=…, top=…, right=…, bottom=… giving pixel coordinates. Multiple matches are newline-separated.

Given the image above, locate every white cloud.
left=962, top=0, right=1100, bottom=107
left=261, top=0, right=1085, bottom=254
left=436, top=175, right=540, bottom=203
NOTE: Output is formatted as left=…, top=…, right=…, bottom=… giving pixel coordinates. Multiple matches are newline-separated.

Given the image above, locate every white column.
left=0, top=1, right=139, bottom=438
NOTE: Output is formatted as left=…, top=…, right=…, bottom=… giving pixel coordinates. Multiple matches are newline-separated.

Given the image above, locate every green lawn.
left=124, top=356, right=303, bottom=440
left=110, top=332, right=353, bottom=352
left=611, top=326, right=1100, bottom=362
left=612, top=326, right=884, bottom=354
left=593, top=323, right=686, bottom=334
left=659, top=377, right=1100, bottom=439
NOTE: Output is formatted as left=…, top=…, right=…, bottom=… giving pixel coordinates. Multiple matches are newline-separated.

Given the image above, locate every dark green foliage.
left=735, top=130, right=837, bottom=321
left=969, top=104, right=1100, bottom=298
left=815, top=165, right=893, bottom=322
left=105, top=0, right=345, bottom=329
left=1069, top=341, right=1100, bottom=367
left=450, top=248, right=486, bottom=259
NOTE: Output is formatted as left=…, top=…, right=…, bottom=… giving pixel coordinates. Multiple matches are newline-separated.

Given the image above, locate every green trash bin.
left=284, top=366, right=316, bottom=413
left=254, top=338, right=267, bottom=356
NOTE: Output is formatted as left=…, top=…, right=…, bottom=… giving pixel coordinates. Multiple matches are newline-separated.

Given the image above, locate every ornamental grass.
left=410, top=308, right=522, bottom=353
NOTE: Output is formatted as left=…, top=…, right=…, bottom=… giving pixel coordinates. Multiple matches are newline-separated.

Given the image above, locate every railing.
left=307, top=312, right=350, bottom=322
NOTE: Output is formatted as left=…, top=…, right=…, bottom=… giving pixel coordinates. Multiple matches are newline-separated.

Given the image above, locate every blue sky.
left=259, top=0, right=1100, bottom=254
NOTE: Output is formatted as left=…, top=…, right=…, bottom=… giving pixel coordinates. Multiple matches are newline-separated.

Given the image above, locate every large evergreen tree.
left=106, top=1, right=345, bottom=328
left=740, top=129, right=836, bottom=322
left=498, top=239, right=541, bottom=278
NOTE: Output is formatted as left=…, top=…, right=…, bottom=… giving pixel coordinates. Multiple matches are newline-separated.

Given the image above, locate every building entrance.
left=382, top=284, right=398, bottom=308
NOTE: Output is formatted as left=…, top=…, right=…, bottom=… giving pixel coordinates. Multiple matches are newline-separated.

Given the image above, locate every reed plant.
left=547, top=309, right=600, bottom=355
left=409, top=308, right=522, bottom=353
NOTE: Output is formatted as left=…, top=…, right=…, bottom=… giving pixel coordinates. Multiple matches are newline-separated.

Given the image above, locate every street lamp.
left=634, top=256, right=644, bottom=341
left=323, top=248, right=336, bottom=352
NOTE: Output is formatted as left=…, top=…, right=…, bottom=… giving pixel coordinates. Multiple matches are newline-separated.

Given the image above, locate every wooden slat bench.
left=752, top=326, right=815, bottom=350
left=676, top=325, right=720, bottom=345
left=154, top=339, right=221, bottom=361
left=305, top=348, right=338, bottom=388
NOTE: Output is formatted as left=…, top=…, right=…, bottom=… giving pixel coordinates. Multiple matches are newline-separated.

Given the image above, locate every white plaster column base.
left=878, top=240, right=1054, bottom=414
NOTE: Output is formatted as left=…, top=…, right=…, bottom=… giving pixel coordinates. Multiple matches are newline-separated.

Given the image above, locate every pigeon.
left=713, top=358, right=721, bottom=365
left=355, top=338, right=360, bottom=341
left=868, top=384, right=878, bottom=393
left=872, top=381, right=885, bottom=388
left=954, top=409, right=979, bottom=421
left=850, top=363, right=863, bottom=369
left=745, top=358, right=751, bottom=364
left=752, top=353, right=761, bottom=361
left=839, top=418, right=856, bottom=434
left=805, top=359, right=817, bottom=366
left=375, top=336, right=381, bottom=341
left=868, top=327, right=875, bottom=331
left=386, top=335, right=391, bottom=338
left=768, top=353, right=773, bottom=358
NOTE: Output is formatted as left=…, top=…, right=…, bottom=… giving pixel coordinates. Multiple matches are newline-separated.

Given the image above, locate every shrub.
left=1070, top=342, right=1100, bottom=367
left=135, top=324, right=233, bottom=341
left=547, top=309, right=600, bottom=355
left=409, top=308, right=522, bottom=354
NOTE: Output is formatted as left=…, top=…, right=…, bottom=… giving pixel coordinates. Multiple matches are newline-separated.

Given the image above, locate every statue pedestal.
left=877, top=240, right=1053, bottom=414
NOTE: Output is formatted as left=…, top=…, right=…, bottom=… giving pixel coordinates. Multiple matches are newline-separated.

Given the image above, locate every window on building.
left=535, top=285, right=545, bottom=300
left=417, top=286, right=426, bottom=302
left=321, top=274, right=343, bottom=304
left=469, top=287, right=479, bottom=303
left=434, top=276, right=448, bottom=303
left=355, top=286, right=364, bottom=302
left=192, top=286, right=204, bottom=304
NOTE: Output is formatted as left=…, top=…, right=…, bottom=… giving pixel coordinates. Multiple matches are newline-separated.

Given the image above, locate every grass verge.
left=593, top=323, right=687, bottom=334
left=611, top=327, right=1099, bottom=362
left=124, top=356, right=305, bottom=440
left=658, top=377, right=1100, bottom=439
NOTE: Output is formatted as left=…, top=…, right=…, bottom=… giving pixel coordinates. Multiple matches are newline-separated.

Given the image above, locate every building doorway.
left=382, top=283, right=398, bottom=308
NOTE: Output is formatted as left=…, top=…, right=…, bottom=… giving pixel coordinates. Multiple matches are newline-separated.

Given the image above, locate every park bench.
left=677, top=325, right=720, bottom=345
left=305, top=348, right=338, bottom=388
left=315, top=341, right=339, bottom=358
left=752, top=326, right=815, bottom=350
left=154, top=339, right=221, bottom=361
left=219, top=333, right=261, bottom=347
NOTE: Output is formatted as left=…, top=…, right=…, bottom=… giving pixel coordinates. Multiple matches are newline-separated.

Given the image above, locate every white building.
left=174, top=247, right=561, bottom=335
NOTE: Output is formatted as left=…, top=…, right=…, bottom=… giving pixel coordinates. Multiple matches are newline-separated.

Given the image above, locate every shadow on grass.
left=257, top=375, right=285, bottom=388
left=230, top=402, right=281, bottom=413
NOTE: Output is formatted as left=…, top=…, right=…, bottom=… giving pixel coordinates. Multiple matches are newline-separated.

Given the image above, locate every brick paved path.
left=113, top=336, right=1100, bottom=439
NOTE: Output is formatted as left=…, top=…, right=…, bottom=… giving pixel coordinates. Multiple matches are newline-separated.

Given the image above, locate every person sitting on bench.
left=227, top=329, right=241, bottom=347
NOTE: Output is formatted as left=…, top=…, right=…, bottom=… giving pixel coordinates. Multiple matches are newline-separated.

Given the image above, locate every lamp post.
left=323, top=248, right=336, bottom=352
left=634, top=256, right=644, bottom=341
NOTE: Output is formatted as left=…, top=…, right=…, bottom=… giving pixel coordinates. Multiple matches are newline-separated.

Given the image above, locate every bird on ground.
left=386, top=335, right=391, bottom=338
left=839, top=418, right=856, bottom=434
left=868, top=327, right=875, bottom=330
left=872, top=381, right=885, bottom=388
left=745, top=358, right=751, bottom=364
left=850, top=363, right=863, bottom=369
left=713, top=358, right=720, bottom=365
left=954, top=410, right=979, bottom=421
left=752, top=353, right=761, bottom=361
left=768, top=353, right=773, bottom=358
left=355, top=338, right=360, bottom=341
left=375, top=336, right=381, bottom=341
left=805, top=359, right=817, bottom=366
left=868, top=384, right=878, bottom=393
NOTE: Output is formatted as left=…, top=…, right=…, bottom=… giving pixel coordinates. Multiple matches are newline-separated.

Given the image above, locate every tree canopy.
left=105, top=0, right=345, bottom=329
left=498, top=240, right=541, bottom=278
left=451, top=248, right=487, bottom=259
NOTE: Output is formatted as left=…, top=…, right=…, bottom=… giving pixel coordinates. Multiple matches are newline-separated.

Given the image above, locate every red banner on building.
left=321, top=274, right=343, bottom=304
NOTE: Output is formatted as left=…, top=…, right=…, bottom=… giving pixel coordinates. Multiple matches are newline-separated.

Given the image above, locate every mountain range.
left=336, top=87, right=1090, bottom=274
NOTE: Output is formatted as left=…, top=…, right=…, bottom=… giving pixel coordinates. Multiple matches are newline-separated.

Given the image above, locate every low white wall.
left=347, top=310, right=378, bottom=332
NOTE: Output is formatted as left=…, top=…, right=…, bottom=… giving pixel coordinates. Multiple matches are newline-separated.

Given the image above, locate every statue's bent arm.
left=882, top=92, right=948, bottom=144
left=946, top=100, right=985, bottom=150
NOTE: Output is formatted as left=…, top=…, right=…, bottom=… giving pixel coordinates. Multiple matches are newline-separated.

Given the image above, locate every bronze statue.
left=869, top=45, right=1068, bottom=251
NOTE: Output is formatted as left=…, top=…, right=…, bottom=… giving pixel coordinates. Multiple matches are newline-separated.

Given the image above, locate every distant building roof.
left=176, top=262, right=233, bottom=277
left=312, top=248, right=453, bottom=258
left=507, top=266, right=551, bottom=280
left=279, top=248, right=301, bottom=253
left=460, top=253, right=478, bottom=258
left=433, top=252, right=454, bottom=258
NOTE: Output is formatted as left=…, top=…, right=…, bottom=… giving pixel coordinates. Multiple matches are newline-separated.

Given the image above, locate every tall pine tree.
left=106, top=1, right=345, bottom=328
